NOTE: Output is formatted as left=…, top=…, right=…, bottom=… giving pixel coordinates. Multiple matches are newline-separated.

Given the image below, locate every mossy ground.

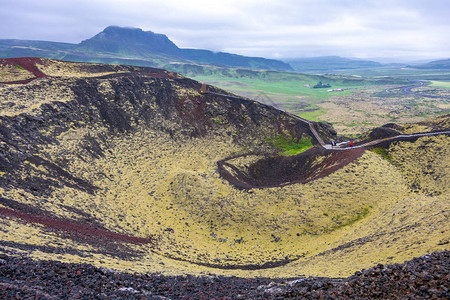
left=1, top=128, right=448, bottom=278
left=0, top=64, right=35, bottom=82
left=0, top=59, right=448, bottom=278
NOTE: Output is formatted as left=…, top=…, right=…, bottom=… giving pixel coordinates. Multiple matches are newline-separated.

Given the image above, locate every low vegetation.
left=312, top=81, right=331, bottom=88
left=266, top=134, right=313, bottom=156
left=370, top=147, right=392, bottom=161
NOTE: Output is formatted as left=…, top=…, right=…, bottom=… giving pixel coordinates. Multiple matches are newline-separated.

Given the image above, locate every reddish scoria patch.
left=218, top=147, right=366, bottom=189
left=0, top=207, right=153, bottom=245
left=0, top=57, right=50, bottom=84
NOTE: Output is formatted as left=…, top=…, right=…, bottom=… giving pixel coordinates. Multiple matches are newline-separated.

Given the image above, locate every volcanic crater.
left=0, top=58, right=448, bottom=279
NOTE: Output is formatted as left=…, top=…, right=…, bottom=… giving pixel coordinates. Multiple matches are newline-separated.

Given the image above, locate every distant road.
left=324, top=130, right=450, bottom=151
left=385, top=80, right=450, bottom=99
left=284, top=110, right=450, bottom=151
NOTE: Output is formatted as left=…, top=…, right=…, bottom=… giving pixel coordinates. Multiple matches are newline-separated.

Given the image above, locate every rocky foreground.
left=0, top=250, right=448, bottom=299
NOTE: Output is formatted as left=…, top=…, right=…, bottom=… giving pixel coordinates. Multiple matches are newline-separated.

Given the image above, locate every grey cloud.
left=0, top=0, right=448, bottom=60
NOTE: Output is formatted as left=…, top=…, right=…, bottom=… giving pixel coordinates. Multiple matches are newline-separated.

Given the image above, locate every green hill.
left=413, top=58, right=450, bottom=69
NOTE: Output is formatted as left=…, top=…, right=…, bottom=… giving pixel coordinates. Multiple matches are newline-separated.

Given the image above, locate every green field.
left=193, top=74, right=344, bottom=100
left=430, top=80, right=450, bottom=89
left=190, top=70, right=400, bottom=99
left=185, top=66, right=407, bottom=118
left=191, top=74, right=353, bottom=120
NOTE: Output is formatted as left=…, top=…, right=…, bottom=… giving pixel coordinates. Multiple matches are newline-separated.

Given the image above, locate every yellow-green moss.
left=0, top=62, right=448, bottom=278
left=370, top=147, right=392, bottom=161
left=4, top=125, right=447, bottom=278
left=0, top=64, right=34, bottom=82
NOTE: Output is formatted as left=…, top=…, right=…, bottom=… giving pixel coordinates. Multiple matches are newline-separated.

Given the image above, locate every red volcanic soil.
left=0, top=195, right=153, bottom=257
left=0, top=57, right=49, bottom=84
left=218, top=147, right=366, bottom=189
left=0, top=207, right=152, bottom=245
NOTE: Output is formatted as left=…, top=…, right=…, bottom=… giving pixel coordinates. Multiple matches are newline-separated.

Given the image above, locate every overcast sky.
left=1, top=0, right=449, bottom=61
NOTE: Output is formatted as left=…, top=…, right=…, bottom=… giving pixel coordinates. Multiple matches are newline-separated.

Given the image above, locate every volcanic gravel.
left=0, top=250, right=448, bottom=299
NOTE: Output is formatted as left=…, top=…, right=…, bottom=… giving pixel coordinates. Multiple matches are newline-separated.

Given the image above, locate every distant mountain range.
left=0, top=26, right=292, bottom=72
left=0, top=26, right=448, bottom=73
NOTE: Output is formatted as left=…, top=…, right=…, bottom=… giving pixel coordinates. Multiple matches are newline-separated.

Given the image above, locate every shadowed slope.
left=218, top=148, right=365, bottom=189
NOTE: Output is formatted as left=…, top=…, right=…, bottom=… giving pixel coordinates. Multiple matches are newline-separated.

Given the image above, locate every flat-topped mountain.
left=76, top=26, right=181, bottom=56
